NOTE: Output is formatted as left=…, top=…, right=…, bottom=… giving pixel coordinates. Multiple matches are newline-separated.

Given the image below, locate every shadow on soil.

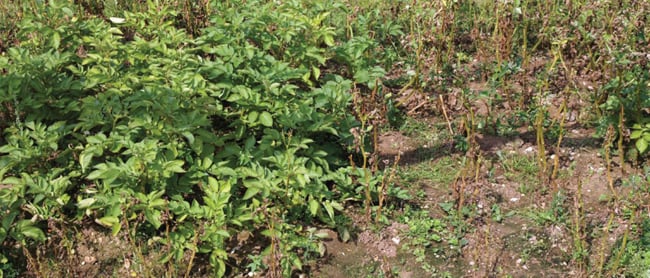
left=384, top=124, right=601, bottom=167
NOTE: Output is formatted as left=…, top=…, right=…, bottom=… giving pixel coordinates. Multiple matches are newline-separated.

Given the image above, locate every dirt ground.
left=315, top=111, right=636, bottom=277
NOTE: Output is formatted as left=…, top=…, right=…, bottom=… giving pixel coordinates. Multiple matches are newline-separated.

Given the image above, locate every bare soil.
left=316, top=113, right=636, bottom=277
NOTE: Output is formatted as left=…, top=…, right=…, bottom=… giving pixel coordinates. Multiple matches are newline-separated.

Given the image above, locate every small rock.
left=123, top=258, right=131, bottom=270
left=84, top=256, right=96, bottom=264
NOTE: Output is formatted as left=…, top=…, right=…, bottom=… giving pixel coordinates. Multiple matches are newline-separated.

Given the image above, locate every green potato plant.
left=0, top=0, right=393, bottom=276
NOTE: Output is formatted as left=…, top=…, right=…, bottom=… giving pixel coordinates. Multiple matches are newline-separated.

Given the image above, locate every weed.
left=399, top=156, right=460, bottom=188
left=526, top=190, right=569, bottom=226
left=496, top=152, right=540, bottom=194
left=398, top=204, right=464, bottom=274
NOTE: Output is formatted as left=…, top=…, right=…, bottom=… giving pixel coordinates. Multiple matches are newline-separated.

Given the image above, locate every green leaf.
left=164, top=160, right=186, bottom=173
left=439, top=202, right=454, bottom=213
left=149, top=198, right=167, bottom=208
left=636, top=139, right=649, bottom=153
left=215, top=230, right=230, bottom=237
left=211, top=252, right=227, bottom=278
left=243, top=187, right=260, bottom=200
left=20, top=225, right=46, bottom=242
left=323, top=202, right=334, bottom=220
left=247, top=111, right=259, bottom=123
left=308, top=199, right=319, bottom=216
left=0, top=145, right=15, bottom=153
left=182, top=131, right=195, bottom=145
left=2, top=211, right=18, bottom=231
left=312, top=65, right=321, bottom=80
left=226, top=93, right=241, bottom=102
left=302, top=71, right=312, bottom=83
left=329, top=201, right=343, bottom=211
left=87, top=167, right=121, bottom=183
left=86, top=133, right=107, bottom=144
left=292, top=256, right=303, bottom=270
left=0, top=227, right=6, bottom=243
left=62, top=7, right=73, bottom=16
left=52, top=32, right=61, bottom=49
left=259, top=111, right=273, bottom=127
left=314, top=231, right=330, bottom=239
left=1, top=177, right=22, bottom=185
left=323, top=35, right=335, bottom=47
left=111, top=222, right=121, bottom=236
left=318, top=242, right=326, bottom=257
left=79, top=151, right=93, bottom=173
left=210, top=166, right=237, bottom=177
left=95, top=216, right=119, bottom=228
left=631, top=130, right=643, bottom=139
left=145, top=209, right=162, bottom=229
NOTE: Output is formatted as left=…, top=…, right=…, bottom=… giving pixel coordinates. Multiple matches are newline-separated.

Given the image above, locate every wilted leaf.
left=95, top=216, right=119, bottom=228
left=338, top=226, right=350, bottom=243
left=77, top=197, right=96, bottom=209
left=109, top=17, right=125, bottom=24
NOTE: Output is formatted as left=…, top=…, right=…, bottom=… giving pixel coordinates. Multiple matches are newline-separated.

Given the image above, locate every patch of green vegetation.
left=496, top=151, right=541, bottom=194
left=400, top=156, right=461, bottom=189
left=608, top=216, right=650, bottom=277
left=525, top=190, right=569, bottom=226
left=2, top=0, right=650, bottom=276
left=400, top=118, right=451, bottom=141
left=392, top=198, right=474, bottom=276
left=0, top=0, right=395, bottom=276
left=0, top=259, right=19, bottom=278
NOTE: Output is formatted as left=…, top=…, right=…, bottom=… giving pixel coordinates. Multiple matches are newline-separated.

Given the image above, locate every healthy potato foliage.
left=0, top=0, right=377, bottom=276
